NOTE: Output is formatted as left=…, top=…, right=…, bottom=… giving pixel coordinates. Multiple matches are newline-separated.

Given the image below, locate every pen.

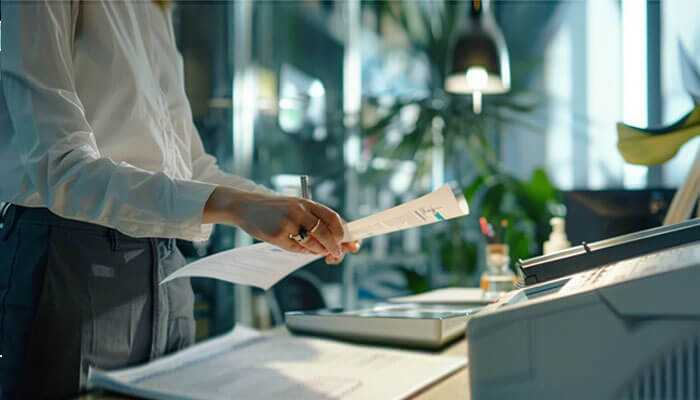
left=300, top=175, right=310, bottom=200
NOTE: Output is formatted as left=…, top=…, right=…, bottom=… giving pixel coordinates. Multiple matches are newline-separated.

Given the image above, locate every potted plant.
left=361, top=0, right=562, bottom=289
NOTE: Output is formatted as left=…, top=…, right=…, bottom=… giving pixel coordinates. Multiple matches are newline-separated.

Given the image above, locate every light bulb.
left=466, top=67, right=488, bottom=114
left=465, top=66, right=488, bottom=89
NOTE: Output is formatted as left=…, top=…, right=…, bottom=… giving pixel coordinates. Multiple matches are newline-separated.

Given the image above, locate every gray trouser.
left=0, top=205, right=195, bottom=399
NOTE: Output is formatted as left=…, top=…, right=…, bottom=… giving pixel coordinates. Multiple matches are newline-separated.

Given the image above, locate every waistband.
left=0, top=205, right=173, bottom=250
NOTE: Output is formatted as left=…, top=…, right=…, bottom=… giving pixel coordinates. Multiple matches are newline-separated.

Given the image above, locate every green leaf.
left=505, top=227, right=533, bottom=267
left=398, top=267, right=430, bottom=294
left=529, top=168, right=558, bottom=202
left=515, top=168, right=558, bottom=220
left=463, top=175, right=485, bottom=203
left=441, top=239, right=478, bottom=285
left=480, top=182, right=506, bottom=221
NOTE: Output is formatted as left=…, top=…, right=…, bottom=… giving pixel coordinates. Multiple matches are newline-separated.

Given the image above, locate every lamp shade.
left=445, top=0, right=511, bottom=96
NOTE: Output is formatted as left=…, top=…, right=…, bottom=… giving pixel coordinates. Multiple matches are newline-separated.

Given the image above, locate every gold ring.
left=309, top=219, right=322, bottom=234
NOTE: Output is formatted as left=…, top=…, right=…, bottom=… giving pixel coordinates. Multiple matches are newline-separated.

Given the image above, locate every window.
left=661, top=0, right=700, bottom=187
left=541, top=0, right=698, bottom=190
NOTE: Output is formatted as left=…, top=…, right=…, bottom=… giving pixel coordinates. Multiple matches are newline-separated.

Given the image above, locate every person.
left=0, top=1, right=359, bottom=398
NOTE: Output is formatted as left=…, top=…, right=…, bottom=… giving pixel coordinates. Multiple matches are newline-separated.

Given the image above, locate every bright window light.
left=622, top=0, right=649, bottom=188
left=308, top=80, right=325, bottom=97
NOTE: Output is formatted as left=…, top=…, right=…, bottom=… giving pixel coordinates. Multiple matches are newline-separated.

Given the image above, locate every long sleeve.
left=159, top=28, right=276, bottom=195
left=187, top=127, right=278, bottom=239
left=1, top=1, right=217, bottom=241
left=189, top=127, right=276, bottom=195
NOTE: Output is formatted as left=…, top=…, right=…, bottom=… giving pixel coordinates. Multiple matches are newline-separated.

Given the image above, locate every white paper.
left=389, top=287, right=491, bottom=305
left=161, top=243, right=322, bottom=290
left=344, top=184, right=469, bottom=241
left=88, top=326, right=466, bottom=400
left=161, top=185, right=469, bottom=290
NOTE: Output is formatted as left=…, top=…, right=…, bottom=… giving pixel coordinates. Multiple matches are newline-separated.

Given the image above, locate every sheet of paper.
left=345, top=184, right=469, bottom=241
left=161, top=184, right=468, bottom=290
left=88, top=326, right=466, bottom=400
left=389, top=287, right=491, bottom=305
left=161, top=243, right=322, bottom=290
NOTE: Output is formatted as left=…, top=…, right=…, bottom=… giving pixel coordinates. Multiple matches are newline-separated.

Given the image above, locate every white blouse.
left=0, top=0, right=271, bottom=241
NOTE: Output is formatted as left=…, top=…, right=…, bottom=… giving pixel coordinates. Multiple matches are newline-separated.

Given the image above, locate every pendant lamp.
left=445, top=0, right=511, bottom=113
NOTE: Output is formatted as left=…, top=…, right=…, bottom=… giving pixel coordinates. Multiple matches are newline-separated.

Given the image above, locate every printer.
left=519, top=218, right=700, bottom=285
left=467, top=219, right=700, bottom=400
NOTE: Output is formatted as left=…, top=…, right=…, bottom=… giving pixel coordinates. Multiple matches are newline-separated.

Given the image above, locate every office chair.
left=267, top=270, right=327, bottom=325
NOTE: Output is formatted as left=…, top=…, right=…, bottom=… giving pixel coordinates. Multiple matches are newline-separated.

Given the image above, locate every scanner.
left=467, top=240, right=700, bottom=400
left=286, top=304, right=479, bottom=350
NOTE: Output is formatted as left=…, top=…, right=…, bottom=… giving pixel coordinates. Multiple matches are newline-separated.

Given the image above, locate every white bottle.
left=543, top=217, right=571, bottom=255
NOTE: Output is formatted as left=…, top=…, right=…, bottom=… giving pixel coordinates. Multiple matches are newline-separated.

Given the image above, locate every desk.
left=78, top=329, right=470, bottom=400
left=411, top=338, right=470, bottom=400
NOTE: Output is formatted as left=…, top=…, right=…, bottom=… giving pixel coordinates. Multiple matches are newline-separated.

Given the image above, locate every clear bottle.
left=480, top=244, right=516, bottom=300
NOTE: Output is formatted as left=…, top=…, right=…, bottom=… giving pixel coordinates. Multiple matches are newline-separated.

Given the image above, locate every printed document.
left=161, top=185, right=469, bottom=289
left=343, top=184, right=469, bottom=241
left=88, top=326, right=466, bottom=400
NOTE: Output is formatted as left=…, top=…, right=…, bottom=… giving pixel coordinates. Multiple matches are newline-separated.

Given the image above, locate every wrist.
left=203, top=186, right=246, bottom=225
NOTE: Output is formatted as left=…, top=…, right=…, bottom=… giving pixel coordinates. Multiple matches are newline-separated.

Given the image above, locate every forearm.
left=202, top=186, right=243, bottom=225
left=202, top=185, right=273, bottom=227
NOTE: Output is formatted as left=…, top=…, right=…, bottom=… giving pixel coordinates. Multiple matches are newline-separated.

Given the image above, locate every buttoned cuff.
left=169, top=179, right=218, bottom=242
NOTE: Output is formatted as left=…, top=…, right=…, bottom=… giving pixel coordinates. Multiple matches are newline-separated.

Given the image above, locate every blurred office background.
left=168, top=0, right=700, bottom=339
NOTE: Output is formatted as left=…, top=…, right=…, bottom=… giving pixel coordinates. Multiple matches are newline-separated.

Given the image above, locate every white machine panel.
left=467, top=242, right=700, bottom=400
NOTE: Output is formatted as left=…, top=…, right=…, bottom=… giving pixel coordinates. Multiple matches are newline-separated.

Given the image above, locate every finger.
left=295, top=204, right=341, bottom=256
left=342, top=241, right=361, bottom=254
left=308, top=220, right=342, bottom=257
left=303, top=200, right=345, bottom=243
left=294, top=211, right=330, bottom=255
left=325, top=252, right=344, bottom=265
left=275, top=239, right=310, bottom=254
left=298, top=237, right=328, bottom=256
left=340, top=243, right=359, bottom=253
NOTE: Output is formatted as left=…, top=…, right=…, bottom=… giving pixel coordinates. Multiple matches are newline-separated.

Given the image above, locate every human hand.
left=325, top=240, right=361, bottom=265
left=204, top=187, right=357, bottom=261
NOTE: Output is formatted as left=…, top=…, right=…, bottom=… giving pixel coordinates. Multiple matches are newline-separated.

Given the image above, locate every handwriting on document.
left=344, top=185, right=469, bottom=241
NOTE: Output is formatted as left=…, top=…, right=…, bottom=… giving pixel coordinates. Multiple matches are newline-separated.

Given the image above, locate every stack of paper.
left=162, top=185, right=469, bottom=290
left=88, top=326, right=467, bottom=400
